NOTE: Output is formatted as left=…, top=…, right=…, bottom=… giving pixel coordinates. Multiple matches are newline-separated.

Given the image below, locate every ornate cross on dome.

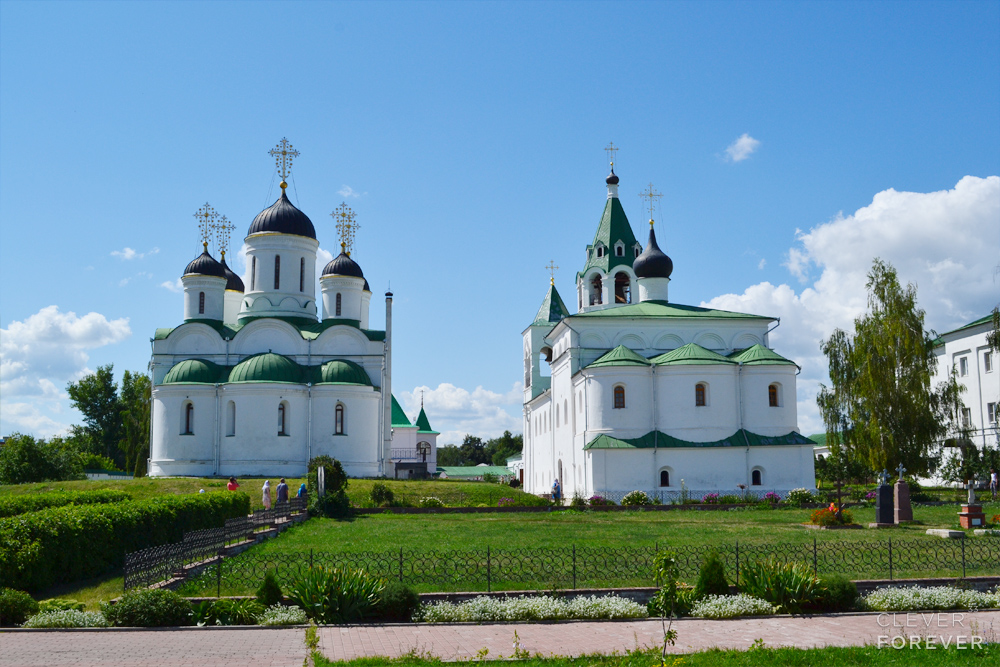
left=332, top=203, right=359, bottom=256
left=268, top=138, right=299, bottom=188
left=213, top=214, right=235, bottom=259
left=604, top=141, right=618, bottom=167
left=194, top=203, right=219, bottom=250
left=639, top=182, right=663, bottom=226
left=546, top=260, right=559, bottom=285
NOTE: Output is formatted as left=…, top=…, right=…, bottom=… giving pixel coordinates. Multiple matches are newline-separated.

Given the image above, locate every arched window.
left=634, top=246, right=641, bottom=258
left=299, top=257, right=305, bottom=292
left=613, top=385, right=625, bottom=409
left=251, top=257, right=256, bottom=290
left=278, top=403, right=287, bottom=435
left=768, top=384, right=779, bottom=407
left=695, top=383, right=706, bottom=407
left=590, top=275, right=603, bottom=305
left=596, top=246, right=604, bottom=258
left=555, top=406, right=560, bottom=428
left=614, top=273, right=631, bottom=304
left=183, top=402, right=194, bottom=434
left=564, top=400, right=568, bottom=427
left=335, top=403, right=345, bottom=435
left=615, top=244, right=624, bottom=257
left=751, top=469, right=763, bottom=486
left=274, top=255, right=280, bottom=290
left=226, top=401, right=235, bottom=436
left=335, top=293, right=342, bottom=317
left=198, top=292, right=205, bottom=314
left=660, top=470, right=670, bottom=487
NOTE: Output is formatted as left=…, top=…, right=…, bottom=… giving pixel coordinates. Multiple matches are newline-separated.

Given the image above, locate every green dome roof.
left=319, top=359, right=372, bottom=385
left=163, top=358, right=224, bottom=384
left=229, top=353, right=302, bottom=383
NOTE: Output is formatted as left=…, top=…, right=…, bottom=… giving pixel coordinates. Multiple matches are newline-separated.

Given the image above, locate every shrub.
left=257, top=570, right=284, bottom=607
left=0, top=587, right=39, bottom=626
left=717, top=494, right=742, bottom=504
left=22, top=609, right=109, bottom=628
left=621, top=491, right=650, bottom=506
left=860, top=586, right=1000, bottom=612
left=311, top=490, right=351, bottom=517
left=206, top=598, right=263, bottom=625
left=418, top=497, right=444, bottom=508
left=569, top=494, right=588, bottom=508
left=375, top=581, right=420, bottom=622
left=0, top=491, right=250, bottom=592
left=785, top=488, right=815, bottom=505
left=482, top=473, right=499, bottom=484
left=738, top=558, right=821, bottom=613
left=498, top=497, right=515, bottom=508
left=38, top=598, right=85, bottom=612
left=307, top=456, right=348, bottom=497
left=691, top=594, right=775, bottom=619
left=0, top=489, right=132, bottom=519
left=420, top=594, right=646, bottom=623
left=79, top=453, right=122, bottom=472
left=369, top=483, right=394, bottom=507
left=702, top=493, right=720, bottom=504
left=810, top=574, right=858, bottom=613
left=258, top=603, right=307, bottom=626
left=763, top=492, right=781, bottom=503
left=102, top=589, right=192, bottom=627
left=285, top=566, right=385, bottom=624
left=810, top=507, right=855, bottom=526
left=0, top=433, right=83, bottom=484
left=588, top=495, right=614, bottom=506
left=694, top=551, right=730, bottom=599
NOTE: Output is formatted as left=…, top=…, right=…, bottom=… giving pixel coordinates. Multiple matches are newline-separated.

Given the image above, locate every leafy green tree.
left=119, top=370, right=151, bottom=476
left=817, top=259, right=964, bottom=477
left=487, top=430, right=523, bottom=466
left=0, top=433, right=83, bottom=484
left=457, top=435, right=489, bottom=465
left=435, top=445, right=463, bottom=466
left=66, top=364, right=121, bottom=464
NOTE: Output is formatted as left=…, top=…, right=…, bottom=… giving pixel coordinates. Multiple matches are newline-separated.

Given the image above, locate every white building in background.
left=932, top=314, right=999, bottom=450
left=148, top=149, right=437, bottom=479
left=521, top=164, right=816, bottom=502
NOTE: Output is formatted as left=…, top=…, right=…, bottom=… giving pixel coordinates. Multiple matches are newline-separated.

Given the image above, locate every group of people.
left=226, top=476, right=307, bottom=509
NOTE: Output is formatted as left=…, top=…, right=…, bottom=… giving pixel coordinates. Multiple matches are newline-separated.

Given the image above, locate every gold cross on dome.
left=545, top=260, right=559, bottom=285
left=639, top=182, right=663, bottom=225
left=213, top=214, right=235, bottom=259
left=604, top=141, right=618, bottom=167
left=268, top=137, right=299, bottom=185
left=332, top=202, right=360, bottom=256
left=194, top=203, right=219, bottom=250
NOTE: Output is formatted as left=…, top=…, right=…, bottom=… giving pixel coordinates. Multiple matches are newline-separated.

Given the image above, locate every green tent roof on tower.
left=415, top=407, right=439, bottom=434
left=391, top=395, right=412, bottom=428
left=533, top=284, right=570, bottom=326
left=579, top=195, right=638, bottom=277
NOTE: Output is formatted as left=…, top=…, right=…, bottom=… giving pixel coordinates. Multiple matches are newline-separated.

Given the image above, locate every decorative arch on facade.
left=615, top=333, right=648, bottom=350
left=614, top=272, right=631, bottom=304
left=579, top=331, right=610, bottom=349
left=653, top=333, right=685, bottom=351
left=614, top=241, right=625, bottom=257
left=232, top=319, right=303, bottom=356
left=589, top=272, right=604, bottom=305
left=162, top=324, right=227, bottom=356
left=694, top=332, right=727, bottom=351
left=733, top=333, right=763, bottom=350
left=313, top=326, right=371, bottom=357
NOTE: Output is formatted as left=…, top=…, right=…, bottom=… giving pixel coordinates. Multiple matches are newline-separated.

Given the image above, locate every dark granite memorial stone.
left=875, top=485, right=894, bottom=525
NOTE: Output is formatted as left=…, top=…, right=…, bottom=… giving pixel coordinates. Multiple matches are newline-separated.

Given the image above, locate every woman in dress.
left=262, top=479, right=272, bottom=510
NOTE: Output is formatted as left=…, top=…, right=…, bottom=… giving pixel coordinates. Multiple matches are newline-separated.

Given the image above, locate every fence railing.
left=124, top=498, right=305, bottom=590
left=171, top=537, right=1000, bottom=595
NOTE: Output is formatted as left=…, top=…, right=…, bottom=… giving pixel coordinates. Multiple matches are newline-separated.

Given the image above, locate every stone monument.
left=894, top=463, right=913, bottom=523
left=958, top=479, right=986, bottom=529
left=874, top=469, right=894, bottom=525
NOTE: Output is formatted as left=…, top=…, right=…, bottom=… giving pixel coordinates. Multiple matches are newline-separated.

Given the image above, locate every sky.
left=1, top=0, right=998, bottom=445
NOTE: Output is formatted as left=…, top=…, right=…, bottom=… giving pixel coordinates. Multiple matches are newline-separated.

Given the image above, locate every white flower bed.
left=257, top=603, right=308, bottom=625
left=860, top=586, right=1000, bottom=612
left=21, top=609, right=109, bottom=628
left=419, top=594, right=647, bottom=623
left=690, top=594, right=776, bottom=619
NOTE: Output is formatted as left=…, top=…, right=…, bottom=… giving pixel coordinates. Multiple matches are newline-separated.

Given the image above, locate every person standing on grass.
left=552, top=477, right=561, bottom=504
left=262, top=479, right=272, bottom=509
left=991, top=469, right=998, bottom=501
left=297, top=483, right=307, bottom=501
left=276, top=478, right=289, bottom=504
left=227, top=476, right=239, bottom=491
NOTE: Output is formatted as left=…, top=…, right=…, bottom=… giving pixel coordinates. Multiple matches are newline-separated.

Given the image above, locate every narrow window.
left=987, top=402, right=997, bottom=424
left=596, top=246, right=604, bottom=258
left=251, top=257, right=256, bottom=290
left=695, top=383, right=706, bottom=407
left=590, top=275, right=603, bottom=305
left=335, top=404, right=345, bottom=435
left=556, top=406, right=560, bottom=428
left=274, top=255, right=281, bottom=290
left=614, top=273, right=630, bottom=304
left=278, top=403, right=287, bottom=435
left=615, top=245, right=624, bottom=257
left=299, top=257, right=305, bottom=292
left=634, top=246, right=640, bottom=258
left=660, top=470, right=670, bottom=487
left=198, top=292, right=205, bottom=315
left=335, top=293, right=342, bottom=317
left=985, top=351, right=994, bottom=373
left=751, top=469, right=762, bottom=486
left=226, top=401, right=236, bottom=436
left=958, top=357, right=968, bottom=376
left=613, top=386, right=625, bottom=409
left=768, top=384, right=779, bottom=407
left=961, top=407, right=972, bottom=427
left=183, top=403, right=194, bottom=434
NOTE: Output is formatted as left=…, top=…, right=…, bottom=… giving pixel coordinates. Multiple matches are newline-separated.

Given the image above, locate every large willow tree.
left=817, top=259, right=963, bottom=477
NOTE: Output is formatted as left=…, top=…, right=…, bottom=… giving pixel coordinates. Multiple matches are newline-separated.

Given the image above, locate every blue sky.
left=2, top=0, right=998, bottom=443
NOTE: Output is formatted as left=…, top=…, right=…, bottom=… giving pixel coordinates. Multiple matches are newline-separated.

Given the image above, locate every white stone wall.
left=183, top=275, right=227, bottom=321
left=320, top=274, right=366, bottom=322
left=931, top=322, right=999, bottom=449
left=241, top=233, right=320, bottom=321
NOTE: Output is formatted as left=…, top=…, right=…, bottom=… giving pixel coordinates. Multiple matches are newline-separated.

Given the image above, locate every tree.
left=487, top=430, right=523, bottom=466
left=66, top=364, right=121, bottom=464
left=817, top=258, right=964, bottom=477
left=457, top=435, right=489, bottom=466
left=988, top=305, right=1000, bottom=353
left=0, top=433, right=83, bottom=484
left=119, top=370, right=151, bottom=477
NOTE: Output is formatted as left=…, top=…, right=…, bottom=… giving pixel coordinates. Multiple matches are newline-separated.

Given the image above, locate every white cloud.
left=111, top=247, right=159, bottom=260
left=758, top=258, right=766, bottom=270
left=398, top=382, right=523, bottom=445
left=724, top=133, right=761, bottom=162
left=702, top=175, right=1000, bottom=435
left=161, top=278, right=183, bottom=293
left=337, top=185, right=365, bottom=198
left=119, top=271, right=152, bottom=287
left=0, top=306, right=132, bottom=437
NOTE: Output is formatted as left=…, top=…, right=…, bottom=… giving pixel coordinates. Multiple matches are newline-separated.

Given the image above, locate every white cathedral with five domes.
left=148, top=141, right=438, bottom=479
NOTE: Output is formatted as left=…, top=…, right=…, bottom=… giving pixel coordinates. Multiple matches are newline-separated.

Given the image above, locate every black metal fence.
left=174, top=537, right=1000, bottom=595
left=124, top=498, right=305, bottom=590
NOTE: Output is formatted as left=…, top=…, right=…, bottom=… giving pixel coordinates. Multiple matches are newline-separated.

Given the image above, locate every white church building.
left=521, top=164, right=816, bottom=501
left=148, top=144, right=437, bottom=478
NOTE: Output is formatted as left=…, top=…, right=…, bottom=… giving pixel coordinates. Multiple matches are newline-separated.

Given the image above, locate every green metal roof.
left=580, top=196, right=639, bottom=277
left=154, top=316, right=385, bottom=342
left=584, top=429, right=816, bottom=450
left=415, top=407, right=439, bottom=434
left=533, top=284, right=570, bottom=326
left=438, top=465, right=512, bottom=478
left=728, top=344, right=798, bottom=367
left=319, top=359, right=372, bottom=386
left=650, top=343, right=735, bottom=366
left=571, top=301, right=774, bottom=321
left=229, top=353, right=302, bottom=383
left=939, top=313, right=995, bottom=337
left=162, top=358, right=226, bottom=384
left=391, top=395, right=413, bottom=427
left=587, top=345, right=650, bottom=368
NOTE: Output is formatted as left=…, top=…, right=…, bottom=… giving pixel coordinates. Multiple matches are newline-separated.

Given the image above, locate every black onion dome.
left=633, top=227, right=673, bottom=279
left=247, top=190, right=316, bottom=239
left=184, top=250, right=226, bottom=278
left=220, top=257, right=244, bottom=292
left=363, top=279, right=370, bottom=291
left=606, top=168, right=619, bottom=185
left=322, top=252, right=364, bottom=278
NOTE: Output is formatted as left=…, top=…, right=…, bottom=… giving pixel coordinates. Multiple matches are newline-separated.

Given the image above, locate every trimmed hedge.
left=0, top=491, right=250, bottom=592
left=0, top=489, right=132, bottom=518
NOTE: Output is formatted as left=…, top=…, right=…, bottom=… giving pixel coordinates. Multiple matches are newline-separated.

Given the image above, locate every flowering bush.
left=419, top=594, right=646, bottom=623
left=418, top=497, right=444, bottom=508
left=257, top=604, right=308, bottom=626
left=785, top=488, right=815, bottom=505
left=498, top=497, right=515, bottom=508
left=810, top=507, right=855, bottom=526
left=763, top=492, right=781, bottom=503
left=690, top=594, right=775, bottom=619
left=860, top=586, right=1000, bottom=612
left=621, top=491, right=651, bottom=506
left=865, top=490, right=877, bottom=502
left=702, top=493, right=720, bottom=504
left=588, top=495, right=615, bottom=506
left=992, top=514, right=1000, bottom=526
left=21, top=609, right=109, bottom=628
